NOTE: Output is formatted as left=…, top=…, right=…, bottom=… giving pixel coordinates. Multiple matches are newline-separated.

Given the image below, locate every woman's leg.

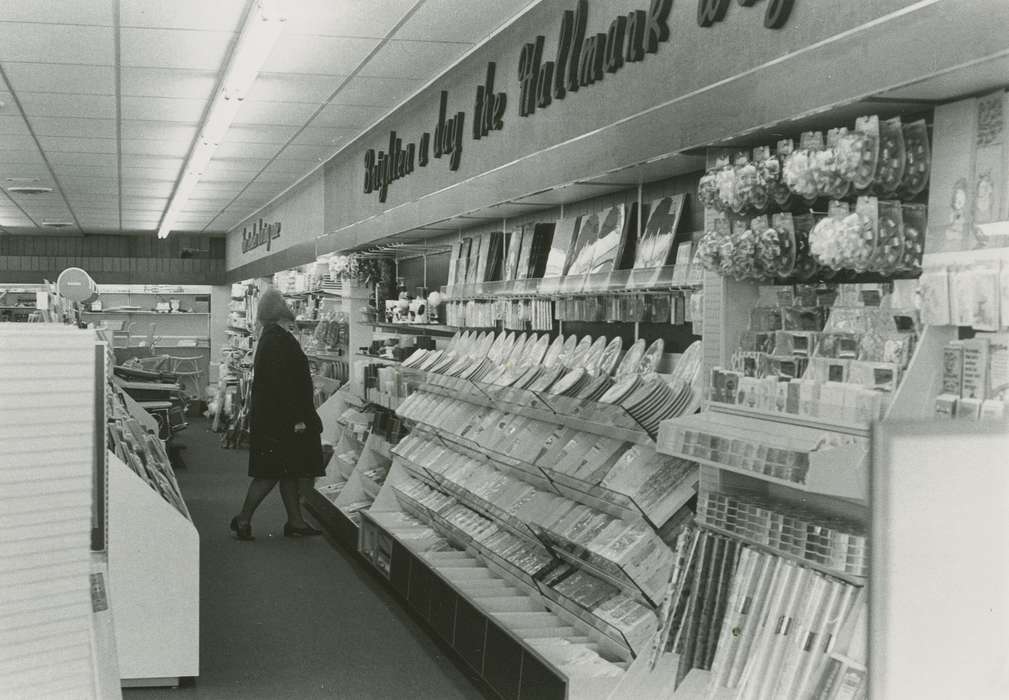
left=237, top=478, right=277, bottom=526
left=279, top=477, right=309, bottom=528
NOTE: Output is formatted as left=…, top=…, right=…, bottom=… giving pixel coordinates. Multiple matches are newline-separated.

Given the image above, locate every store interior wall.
left=0, top=233, right=226, bottom=285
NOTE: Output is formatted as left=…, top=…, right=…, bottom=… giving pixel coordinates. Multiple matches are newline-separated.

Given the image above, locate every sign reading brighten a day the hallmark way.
left=241, top=219, right=282, bottom=254
left=362, top=0, right=796, bottom=203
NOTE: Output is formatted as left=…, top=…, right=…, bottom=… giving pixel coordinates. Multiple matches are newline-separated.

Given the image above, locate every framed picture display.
left=546, top=217, right=579, bottom=277
left=447, top=241, right=462, bottom=286
left=634, top=194, right=687, bottom=269
left=457, top=237, right=473, bottom=285
left=503, top=227, right=524, bottom=280
left=484, top=231, right=506, bottom=281
left=526, top=222, right=556, bottom=278
left=475, top=233, right=492, bottom=282
left=566, top=213, right=599, bottom=275
left=465, top=235, right=482, bottom=284
left=589, top=203, right=627, bottom=274
left=515, top=224, right=536, bottom=280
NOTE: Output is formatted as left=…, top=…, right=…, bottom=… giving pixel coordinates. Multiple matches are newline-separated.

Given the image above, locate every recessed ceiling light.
left=6, top=177, right=40, bottom=183
left=41, top=221, right=74, bottom=228
left=8, top=186, right=53, bottom=195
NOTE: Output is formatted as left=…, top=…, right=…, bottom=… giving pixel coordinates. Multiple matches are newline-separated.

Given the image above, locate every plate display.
left=487, top=331, right=508, bottom=362
left=507, top=333, right=528, bottom=365
left=639, top=339, right=665, bottom=374
left=558, top=334, right=579, bottom=367
left=615, top=339, right=646, bottom=377
left=525, top=333, right=551, bottom=367
left=550, top=368, right=587, bottom=396
left=528, top=366, right=565, bottom=393
left=599, top=374, right=641, bottom=404
left=542, top=335, right=565, bottom=368
left=582, top=336, right=608, bottom=375
left=598, top=337, right=623, bottom=376
left=569, top=336, right=594, bottom=368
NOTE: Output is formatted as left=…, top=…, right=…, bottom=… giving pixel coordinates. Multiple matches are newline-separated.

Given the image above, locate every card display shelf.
left=417, top=381, right=653, bottom=447
left=83, top=310, right=210, bottom=316
left=392, top=444, right=668, bottom=614
left=361, top=509, right=627, bottom=700
left=658, top=411, right=869, bottom=502
left=355, top=353, right=404, bottom=364
left=409, top=422, right=680, bottom=530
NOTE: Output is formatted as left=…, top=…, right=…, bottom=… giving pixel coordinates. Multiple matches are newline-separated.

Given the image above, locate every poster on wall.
left=927, top=90, right=1009, bottom=254
left=447, top=241, right=462, bottom=287
left=589, top=204, right=627, bottom=274
left=546, top=217, right=579, bottom=277
left=457, top=237, right=473, bottom=285
left=475, top=233, right=492, bottom=282
left=635, top=194, right=687, bottom=268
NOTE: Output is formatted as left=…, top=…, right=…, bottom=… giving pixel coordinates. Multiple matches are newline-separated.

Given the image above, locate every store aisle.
left=123, top=419, right=487, bottom=700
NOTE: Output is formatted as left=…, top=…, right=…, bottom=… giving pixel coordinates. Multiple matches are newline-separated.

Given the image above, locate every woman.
left=230, top=287, right=324, bottom=540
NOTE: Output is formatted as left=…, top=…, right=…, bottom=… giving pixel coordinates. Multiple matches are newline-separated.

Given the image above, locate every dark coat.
left=248, top=323, right=324, bottom=478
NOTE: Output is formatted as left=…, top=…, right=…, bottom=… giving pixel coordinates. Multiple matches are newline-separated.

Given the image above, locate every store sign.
left=361, top=0, right=796, bottom=203
left=241, top=219, right=281, bottom=253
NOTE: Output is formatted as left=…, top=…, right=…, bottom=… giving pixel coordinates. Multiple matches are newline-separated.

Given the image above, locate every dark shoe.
left=230, top=516, right=254, bottom=541
left=284, top=523, right=322, bottom=537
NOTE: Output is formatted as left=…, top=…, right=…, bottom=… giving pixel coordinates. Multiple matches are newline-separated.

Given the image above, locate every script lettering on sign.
left=517, top=0, right=673, bottom=118
left=241, top=219, right=281, bottom=253
left=698, top=0, right=795, bottom=29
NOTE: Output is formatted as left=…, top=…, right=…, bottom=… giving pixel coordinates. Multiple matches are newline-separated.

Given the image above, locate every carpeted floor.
left=123, top=418, right=487, bottom=700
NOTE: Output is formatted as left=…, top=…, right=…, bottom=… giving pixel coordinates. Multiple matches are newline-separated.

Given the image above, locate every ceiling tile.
left=204, top=158, right=269, bottom=173
left=359, top=40, right=469, bottom=80
left=122, top=183, right=174, bottom=196
left=261, top=35, right=378, bottom=75
left=280, top=0, right=417, bottom=37
left=195, top=172, right=249, bottom=184
left=253, top=169, right=304, bottom=183
left=0, top=1, right=114, bottom=25
left=55, top=167, right=119, bottom=181
left=224, top=124, right=300, bottom=144
left=278, top=144, right=331, bottom=162
left=312, top=104, right=383, bottom=128
left=180, top=201, right=225, bottom=213
left=28, top=116, right=116, bottom=139
left=18, top=92, right=116, bottom=119
left=0, top=23, right=113, bottom=64
left=214, top=141, right=283, bottom=159
left=258, top=158, right=316, bottom=174
left=119, top=166, right=180, bottom=181
left=395, top=0, right=531, bottom=42
left=121, top=196, right=169, bottom=208
left=47, top=152, right=116, bottom=168
left=120, top=0, right=245, bottom=31
left=121, top=139, right=192, bottom=158
left=0, top=150, right=47, bottom=166
left=246, top=72, right=344, bottom=104
left=120, top=27, right=232, bottom=71
left=233, top=100, right=319, bottom=126
left=121, top=96, right=206, bottom=123
left=0, top=133, right=39, bottom=150
left=120, top=67, right=218, bottom=100
left=0, top=116, right=31, bottom=136
left=289, top=126, right=356, bottom=147
left=2, top=62, right=116, bottom=96
left=121, top=121, right=199, bottom=142
left=330, top=76, right=421, bottom=107
left=38, top=136, right=117, bottom=154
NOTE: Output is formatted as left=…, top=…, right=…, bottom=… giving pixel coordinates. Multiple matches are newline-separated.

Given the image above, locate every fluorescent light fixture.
left=158, top=1, right=285, bottom=239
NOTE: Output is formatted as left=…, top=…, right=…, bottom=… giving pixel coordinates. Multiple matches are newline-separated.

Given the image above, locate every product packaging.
left=873, top=117, right=906, bottom=195
left=898, top=118, right=931, bottom=197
